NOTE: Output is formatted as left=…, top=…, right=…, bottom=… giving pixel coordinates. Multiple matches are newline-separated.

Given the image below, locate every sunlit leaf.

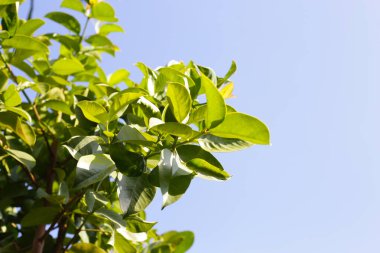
left=52, top=58, right=84, bottom=75
left=2, top=35, right=49, bottom=53
left=45, top=11, right=81, bottom=34
left=166, top=82, right=191, bottom=123
left=76, top=100, right=108, bottom=124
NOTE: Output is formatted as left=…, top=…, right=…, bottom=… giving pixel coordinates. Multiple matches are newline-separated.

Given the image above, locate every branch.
left=27, top=0, right=34, bottom=20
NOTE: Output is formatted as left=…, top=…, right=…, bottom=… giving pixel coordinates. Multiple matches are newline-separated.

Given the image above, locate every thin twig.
left=27, top=0, right=34, bottom=20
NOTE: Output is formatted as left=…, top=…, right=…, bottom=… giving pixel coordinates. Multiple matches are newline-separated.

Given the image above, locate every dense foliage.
left=0, top=0, right=270, bottom=252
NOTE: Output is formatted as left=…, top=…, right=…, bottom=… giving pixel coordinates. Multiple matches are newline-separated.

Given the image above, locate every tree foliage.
left=0, top=0, right=270, bottom=252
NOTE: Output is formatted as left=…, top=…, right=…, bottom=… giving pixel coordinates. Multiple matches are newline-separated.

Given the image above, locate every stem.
left=63, top=214, right=91, bottom=251
left=79, top=17, right=90, bottom=45
left=27, top=0, right=34, bottom=20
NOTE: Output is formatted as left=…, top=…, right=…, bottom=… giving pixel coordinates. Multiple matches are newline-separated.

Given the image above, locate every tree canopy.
left=0, top=0, right=270, bottom=252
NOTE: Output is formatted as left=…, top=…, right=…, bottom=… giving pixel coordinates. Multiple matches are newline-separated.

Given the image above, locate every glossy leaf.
left=2, top=35, right=49, bottom=53
left=75, top=154, right=116, bottom=189
left=0, top=111, right=36, bottom=146
left=16, top=19, right=45, bottom=36
left=61, top=0, right=85, bottom=13
left=6, top=149, right=36, bottom=171
left=0, top=0, right=20, bottom=4
left=166, top=82, right=191, bottom=123
left=76, top=100, right=108, bottom=124
left=201, top=74, right=226, bottom=129
left=45, top=11, right=81, bottom=34
left=98, top=23, right=124, bottom=35
left=209, top=112, right=270, bottom=144
left=3, top=84, right=21, bottom=107
left=217, top=60, right=237, bottom=87
left=108, top=69, right=129, bottom=86
left=5, top=107, right=32, bottom=122
left=52, top=58, right=84, bottom=75
left=114, top=232, right=137, bottom=253
left=198, top=134, right=253, bottom=152
left=64, top=136, right=104, bottom=160
left=91, top=2, right=118, bottom=22
left=118, top=174, right=156, bottom=214
left=110, top=143, right=146, bottom=177
left=176, top=145, right=229, bottom=180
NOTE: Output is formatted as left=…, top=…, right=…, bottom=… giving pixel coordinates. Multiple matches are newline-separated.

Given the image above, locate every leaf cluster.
left=0, top=0, right=270, bottom=252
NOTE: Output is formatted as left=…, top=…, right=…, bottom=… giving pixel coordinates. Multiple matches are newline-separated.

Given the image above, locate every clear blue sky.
left=22, top=0, right=380, bottom=252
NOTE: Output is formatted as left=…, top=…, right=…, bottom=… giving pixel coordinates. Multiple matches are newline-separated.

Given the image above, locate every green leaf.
left=76, top=100, right=108, bottom=124
left=158, top=149, right=194, bottom=209
left=117, top=174, right=156, bottom=214
left=198, top=134, right=253, bottom=152
left=109, top=91, right=142, bottom=120
left=209, top=112, right=270, bottom=144
left=52, top=58, right=84, bottom=75
left=176, top=145, right=229, bottom=180
left=75, top=154, right=116, bottom=189
left=217, top=60, right=237, bottom=87
left=5, top=107, right=32, bottom=122
left=114, top=231, right=137, bottom=253
left=2, top=35, right=48, bottom=53
left=95, top=208, right=126, bottom=227
left=110, top=143, right=145, bottom=177
left=64, top=136, right=104, bottom=160
left=201, top=74, right=226, bottom=129
left=0, top=30, right=9, bottom=39
left=166, top=82, right=191, bottom=123
left=0, top=111, right=36, bottom=146
left=150, top=122, right=194, bottom=138
left=108, top=69, right=129, bottom=86
left=68, top=243, right=106, bottom=253
left=3, top=84, right=21, bottom=107
left=16, top=19, right=45, bottom=36
left=98, top=23, right=124, bottom=35
left=21, top=206, right=61, bottom=227
left=91, top=2, right=118, bottom=22
left=125, top=216, right=156, bottom=233
left=164, top=231, right=195, bottom=253
left=6, top=149, right=36, bottom=170
left=44, top=100, right=73, bottom=115
left=61, top=0, right=85, bottom=13
left=0, top=0, right=20, bottom=5
left=45, top=11, right=81, bottom=34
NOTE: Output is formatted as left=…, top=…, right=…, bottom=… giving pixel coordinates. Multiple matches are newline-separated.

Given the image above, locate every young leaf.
left=166, top=82, right=191, bottom=123
left=98, top=23, right=124, bottom=35
left=16, top=19, right=45, bottom=36
left=91, top=2, right=118, bottom=22
left=209, top=112, right=270, bottom=144
left=52, top=58, right=84, bottom=75
left=201, top=74, right=226, bottom=129
left=61, top=0, right=85, bottom=13
left=176, top=145, right=230, bottom=180
left=108, top=69, right=129, bottom=86
left=45, top=11, right=81, bottom=34
left=217, top=60, right=237, bottom=87
left=76, top=100, right=108, bottom=124
left=3, top=84, right=21, bottom=107
left=2, top=35, right=49, bottom=53
left=75, top=154, right=116, bottom=189
left=0, top=111, right=36, bottom=146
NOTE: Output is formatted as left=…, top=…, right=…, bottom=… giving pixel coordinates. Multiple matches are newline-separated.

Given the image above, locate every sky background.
left=21, top=0, right=380, bottom=252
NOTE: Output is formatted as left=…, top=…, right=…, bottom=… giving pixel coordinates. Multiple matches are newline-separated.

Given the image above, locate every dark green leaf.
left=110, top=143, right=145, bottom=177
left=21, top=206, right=61, bottom=227
left=75, top=154, right=116, bottom=189
left=95, top=208, right=126, bottom=227
left=45, top=11, right=81, bottom=34
left=5, top=107, right=32, bottom=122
left=125, top=216, right=156, bottom=233
left=209, top=112, right=270, bottom=144
left=176, top=145, right=229, bottom=180
left=118, top=174, right=156, bottom=214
